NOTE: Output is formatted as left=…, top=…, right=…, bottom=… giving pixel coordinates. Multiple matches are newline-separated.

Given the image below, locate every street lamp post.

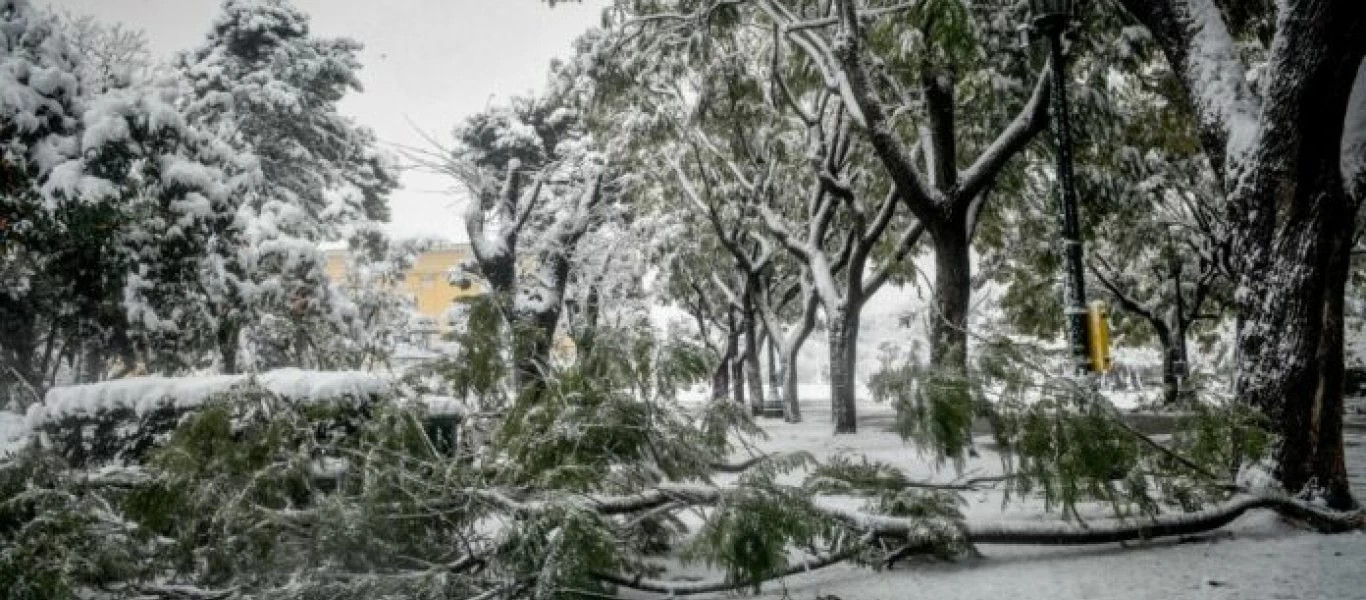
left=1031, top=0, right=1090, bottom=376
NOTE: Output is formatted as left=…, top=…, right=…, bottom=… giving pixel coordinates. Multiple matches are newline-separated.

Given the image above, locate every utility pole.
left=1031, top=0, right=1090, bottom=375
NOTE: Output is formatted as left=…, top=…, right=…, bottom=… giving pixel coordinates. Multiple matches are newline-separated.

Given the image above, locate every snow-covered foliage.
left=0, top=0, right=266, bottom=406
left=29, top=368, right=391, bottom=427
left=176, top=0, right=398, bottom=373
left=1, top=1, right=1363, bottom=598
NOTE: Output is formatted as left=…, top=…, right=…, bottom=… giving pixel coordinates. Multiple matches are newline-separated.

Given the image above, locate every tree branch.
left=957, top=69, right=1051, bottom=204
left=1113, top=0, right=1260, bottom=179
left=830, top=0, right=938, bottom=217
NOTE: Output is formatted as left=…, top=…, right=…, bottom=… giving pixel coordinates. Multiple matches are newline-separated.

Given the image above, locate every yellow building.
left=324, top=243, right=575, bottom=359
left=324, top=243, right=484, bottom=332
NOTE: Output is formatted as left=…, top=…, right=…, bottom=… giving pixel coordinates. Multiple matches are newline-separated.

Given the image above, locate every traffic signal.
left=1087, top=300, right=1112, bottom=373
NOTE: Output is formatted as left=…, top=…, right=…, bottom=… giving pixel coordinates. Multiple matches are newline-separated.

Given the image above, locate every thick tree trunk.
left=1116, top=0, right=1364, bottom=512
left=929, top=224, right=971, bottom=377
left=1237, top=206, right=1355, bottom=509
left=828, top=308, right=860, bottom=434
left=512, top=307, right=560, bottom=402
left=1229, top=41, right=1360, bottom=509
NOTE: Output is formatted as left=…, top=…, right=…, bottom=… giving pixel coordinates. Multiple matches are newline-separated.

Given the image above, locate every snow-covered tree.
left=1, top=1, right=254, bottom=403
left=444, top=85, right=610, bottom=400
left=176, top=0, right=397, bottom=373
left=1114, top=0, right=1365, bottom=509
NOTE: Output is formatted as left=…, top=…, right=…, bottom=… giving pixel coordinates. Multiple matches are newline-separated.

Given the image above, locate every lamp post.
left=1031, top=0, right=1090, bottom=376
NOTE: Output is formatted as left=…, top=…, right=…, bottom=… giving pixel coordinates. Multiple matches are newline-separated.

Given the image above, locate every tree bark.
left=730, top=352, right=746, bottom=408
left=1159, top=332, right=1179, bottom=406
left=217, top=321, right=240, bottom=375
left=512, top=307, right=559, bottom=403
left=779, top=299, right=818, bottom=423
left=929, top=222, right=971, bottom=377
left=1116, top=0, right=1364, bottom=509
left=743, top=306, right=765, bottom=416
left=1229, top=40, right=1362, bottom=510
left=712, top=325, right=737, bottom=402
left=711, top=356, right=731, bottom=403
left=828, top=307, right=860, bottom=434
left=781, top=345, right=802, bottom=422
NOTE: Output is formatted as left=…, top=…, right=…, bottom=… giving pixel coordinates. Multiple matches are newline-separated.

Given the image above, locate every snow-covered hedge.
left=28, top=370, right=395, bottom=466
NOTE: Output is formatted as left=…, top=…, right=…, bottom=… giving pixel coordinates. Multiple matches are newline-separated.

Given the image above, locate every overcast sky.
left=47, top=0, right=609, bottom=242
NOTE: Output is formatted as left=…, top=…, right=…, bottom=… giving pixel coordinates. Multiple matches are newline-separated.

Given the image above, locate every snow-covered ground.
left=688, top=396, right=1366, bottom=600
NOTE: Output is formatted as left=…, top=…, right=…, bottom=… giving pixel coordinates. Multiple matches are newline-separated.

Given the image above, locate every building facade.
left=324, top=243, right=484, bottom=336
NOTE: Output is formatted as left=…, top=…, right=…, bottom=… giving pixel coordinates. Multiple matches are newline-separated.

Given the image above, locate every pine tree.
left=177, top=0, right=397, bottom=373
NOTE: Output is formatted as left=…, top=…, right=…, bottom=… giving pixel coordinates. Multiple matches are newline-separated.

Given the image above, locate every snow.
left=1343, top=61, right=1366, bottom=185
left=27, top=369, right=393, bottom=428
left=1185, top=0, right=1260, bottom=163
left=694, top=512, right=1365, bottom=600
left=661, top=395, right=1366, bottom=600
left=418, top=395, right=467, bottom=417
left=0, top=410, right=27, bottom=458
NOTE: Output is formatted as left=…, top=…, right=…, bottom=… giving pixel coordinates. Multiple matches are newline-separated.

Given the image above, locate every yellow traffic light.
left=1087, top=300, right=1112, bottom=373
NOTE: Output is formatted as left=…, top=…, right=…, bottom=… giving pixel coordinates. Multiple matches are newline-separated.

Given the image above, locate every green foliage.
left=494, top=503, right=626, bottom=600
left=494, top=325, right=732, bottom=490
left=0, top=450, right=150, bottom=600
left=427, top=296, right=512, bottom=410
left=683, top=482, right=832, bottom=592
left=870, top=334, right=1257, bottom=520
left=804, top=454, right=911, bottom=495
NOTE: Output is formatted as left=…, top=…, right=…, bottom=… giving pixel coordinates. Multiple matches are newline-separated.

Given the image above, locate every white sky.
left=45, top=0, right=610, bottom=242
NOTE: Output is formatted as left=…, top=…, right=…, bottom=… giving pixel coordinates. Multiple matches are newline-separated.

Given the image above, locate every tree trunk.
left=712, top=329, right=737, bottom=402
left=730, top=353, right=746, bottom=408
left=1150, top=319, right=1188, bottom=407
left=828, top=308, right=860, bottom=434
left=217, top=321, right=240, bottom=375
left=781, top=345, right=802, bottom=423
left=1159, top=333, right=1191, bottom=406
left=711, top=357, right=731, bottom=403
left=1312, top=227, right=1353, bottom=508
left=1227, top=36, right=1360, bottom=509
left=1115, top=0, right=1364, bottom=512
left=766, top=330, right=779, bottom=396
left=512, top=307, right=560, bottom=403
left=1237, top=204, right=1355, bottom=509
left=81, top=343, right=103, bottom=384
left=1160, top=338, right=1180, bottom=407
left=744, top=317, right=764, bottom=416
left=929, top=224, right=971, bottom=377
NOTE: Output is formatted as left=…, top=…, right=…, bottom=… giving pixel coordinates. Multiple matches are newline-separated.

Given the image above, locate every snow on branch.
left=1116, top=0, right=1260, bottom=175
left=957, top=69, right=1052, bottom=204
left=585, top=487, right=1361, bottom=597
left=829, top=0, right=938, bottom=215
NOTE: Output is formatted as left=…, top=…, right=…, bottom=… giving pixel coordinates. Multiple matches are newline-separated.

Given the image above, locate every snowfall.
left=1, top=383, right=1363, bottom=600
